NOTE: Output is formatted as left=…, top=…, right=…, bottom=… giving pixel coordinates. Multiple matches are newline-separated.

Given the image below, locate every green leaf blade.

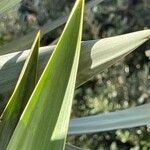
left=1, top=30, right=150, bottom=96
left=0, top=32, right=40, bottom=150
left=7, top=0, right=84, bottom=149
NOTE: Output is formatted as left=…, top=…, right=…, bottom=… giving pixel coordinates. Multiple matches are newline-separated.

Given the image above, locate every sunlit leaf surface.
left=0, top=32, right=40, bottom=149
left=1, top=30, right=150, bottom=95
left=7, top=0, right=84, bottom=149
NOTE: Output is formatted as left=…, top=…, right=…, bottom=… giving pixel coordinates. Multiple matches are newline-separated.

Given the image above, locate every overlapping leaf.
left=0, top=32, right=40, bottom=149
left=1, top=30, right=150, bottom=95
left=7, top=0, right=84, bottom=149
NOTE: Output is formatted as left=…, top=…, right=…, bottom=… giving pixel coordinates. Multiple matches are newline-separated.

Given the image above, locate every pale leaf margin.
left=65, top=144, right=82, bottom=150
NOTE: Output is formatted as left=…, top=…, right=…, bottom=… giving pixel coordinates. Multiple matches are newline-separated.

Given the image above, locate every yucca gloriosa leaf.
left=0, top=30, right=149, bottom=139
left=0, top=30, right=150, bottom=95
left=0, top=0, right=104, bottom=56
left=68, top=103, right=150, bottom=135
left=0, top=32, right=40, bottom=149
left=0, top=0, right=150, bottom=149
left=7, top=0, right=84, bottom=149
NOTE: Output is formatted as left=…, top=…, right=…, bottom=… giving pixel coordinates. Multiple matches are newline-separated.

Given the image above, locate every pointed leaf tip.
left=0, top=31, right=40, bottom=149
left=7, top=0, right=84, bottom=149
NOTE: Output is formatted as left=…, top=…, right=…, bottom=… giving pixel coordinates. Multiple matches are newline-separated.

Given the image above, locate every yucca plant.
left=0, top=0, right=150, bottom=149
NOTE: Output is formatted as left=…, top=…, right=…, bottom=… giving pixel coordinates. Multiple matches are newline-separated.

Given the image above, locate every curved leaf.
left=0, top=32, right=40, bottom=149
left=0, top=30, right=150, bottom=96
left=68, top=103, right=150, bottom=135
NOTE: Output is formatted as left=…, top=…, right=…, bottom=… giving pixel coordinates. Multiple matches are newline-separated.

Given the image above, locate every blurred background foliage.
left=0, top=0, right=150, bottom=149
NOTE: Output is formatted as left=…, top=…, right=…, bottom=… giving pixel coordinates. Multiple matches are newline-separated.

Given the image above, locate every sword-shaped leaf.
left=0, top=30, right=150, bottom=95
left=0, top=32, right=40, bottom=149
left=68, top=103, right=150, bottom=134
left=7, top=0, right=84, bottom=149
